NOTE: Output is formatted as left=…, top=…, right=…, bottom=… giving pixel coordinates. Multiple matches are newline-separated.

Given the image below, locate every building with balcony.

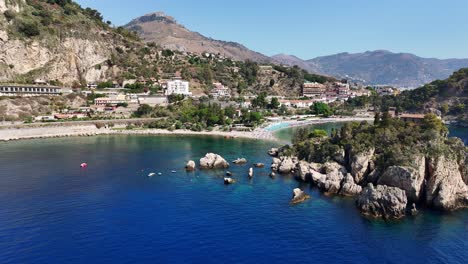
left=0, top=84, right=62, bottom=97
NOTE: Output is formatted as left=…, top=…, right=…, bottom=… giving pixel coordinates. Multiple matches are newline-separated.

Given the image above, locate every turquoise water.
left=0, top=135, right=467, bottom=263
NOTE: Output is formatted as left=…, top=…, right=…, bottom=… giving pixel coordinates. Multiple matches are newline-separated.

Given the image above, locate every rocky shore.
left=269, top=146, right=468, bottom=219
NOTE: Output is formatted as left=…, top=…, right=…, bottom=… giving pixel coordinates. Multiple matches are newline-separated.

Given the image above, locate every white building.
left=210, top=83, right=231, bottom=97
left=279, top=99, right=316, bottom=108
left=138, top=96, right=168, bottom=107
left=94, top=94, right=128, bottom=106
left=0, top=85, right=62, bottom=97
left=165, top=79, right=192, bottom=96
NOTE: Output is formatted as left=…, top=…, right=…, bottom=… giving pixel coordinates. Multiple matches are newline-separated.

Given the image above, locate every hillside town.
left=0, top=73, right=423, bottom=125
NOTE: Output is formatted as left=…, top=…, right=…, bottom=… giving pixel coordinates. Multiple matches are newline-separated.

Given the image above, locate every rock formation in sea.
left=224, top=178, right=235, bottom=185
left=200, top=153, right=229, bottom=169
left=254, top=163, right=265, bottom=168
left=233, top=158, right=247, bottom=165
left=268, top=148, right=279, bottom=157
left=291, top=188, right=310, bottom=204
left=272, top=140, right=467, bottom=218
left=185, top=160, right=196, bottom=171
left=377, top=155, right=426, bottom=203
left=356, top=183, right=408, bottom=219
left=248, top=168, right=254, bottom=178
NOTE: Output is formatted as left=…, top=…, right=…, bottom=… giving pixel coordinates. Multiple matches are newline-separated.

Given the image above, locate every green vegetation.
left=132, top=99, right=263, bottom=131
left=310, top=102, right=333, bottom=117
left=344, top=68, right=467, bottom=120
left=291, top=114, right=465, bottom=170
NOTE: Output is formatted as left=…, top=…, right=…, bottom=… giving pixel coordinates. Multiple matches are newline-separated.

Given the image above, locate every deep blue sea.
left=0, top=133, right=467, bottom=264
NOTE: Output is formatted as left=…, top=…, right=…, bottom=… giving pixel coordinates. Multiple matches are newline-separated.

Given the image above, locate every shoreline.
left=0, top=117, right=373, bottom=142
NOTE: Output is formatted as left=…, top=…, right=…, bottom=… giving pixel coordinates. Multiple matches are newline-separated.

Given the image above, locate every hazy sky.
left=75, top=0, right=468, bottom=59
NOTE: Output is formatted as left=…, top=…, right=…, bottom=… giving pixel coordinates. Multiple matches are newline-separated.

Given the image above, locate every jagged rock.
left=200, top=153, right=229, bottom=169
left=248, top=168, right=254, bottom=178
left=185, top=160, right=196, bottom=171
left=323, top=161, right=347, bottom=175
left=224, top=178, right=235, bottom=185
left=410, top=203, right=418, bottom=216
left=271, top=157, right=281, bottom=171
left=377, top=156, right=426, bottom=202
left=366, top=169, right=381, bottom=184
left=269, top=172, right=276, bottom=178
left=278, top=157, right=298, bottom=174
left=291, top=188, right=310, bottom=204
left=340, top=173, right=363, bottom=196
left=356, top=184, right=408, bottom=219
left=254, top=163, right=265, bottom=168
left=424, top=108, right=442, bottom=117
left=310, top=170, right=326, bottom=185
left=296, top=161, right=313, bottom=182
left=333, top=148, right=346, bottom=164
left=317, top=167, right=345, bottom=195
left=233, top=158, right=247, bottom=165
left=268, top=148, right=279, bottom=157
left=425, top=156, right=468, bottom=211
left=349, top=148, right=375, bottom=184
left=462, top=153, right=468, bottom=185
left=226, top=171, right=232, bottom=176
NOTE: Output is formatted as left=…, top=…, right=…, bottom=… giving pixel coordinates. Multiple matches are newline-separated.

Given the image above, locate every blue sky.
left=75, top=0, right=468, bottom=59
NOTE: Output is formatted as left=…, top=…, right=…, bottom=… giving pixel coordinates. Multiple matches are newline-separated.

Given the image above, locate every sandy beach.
left=0, top=117, right=373, bottom=142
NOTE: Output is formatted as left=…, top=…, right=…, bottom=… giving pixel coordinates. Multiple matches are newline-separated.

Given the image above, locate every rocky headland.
left=270, top=117, right=467, bottom=219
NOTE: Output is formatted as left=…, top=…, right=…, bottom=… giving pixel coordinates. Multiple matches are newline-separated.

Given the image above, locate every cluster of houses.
left=3, top=74, right=395, bottom=122
left=372, top=85, right=401, bottom=96
left=269, top=81, right=372, bottom=109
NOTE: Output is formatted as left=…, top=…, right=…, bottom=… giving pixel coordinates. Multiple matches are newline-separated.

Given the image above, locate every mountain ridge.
left=272, top=50, right=468, bottom=87
left=124, top=12, right=270, bottom=63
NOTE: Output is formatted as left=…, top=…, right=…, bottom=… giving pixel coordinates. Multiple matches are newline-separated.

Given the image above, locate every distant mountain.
left=272, top=50, right=468, bottom=87
left=125, top=12, right=270, bottom=63
left=271, top=54, right=320, bottom=74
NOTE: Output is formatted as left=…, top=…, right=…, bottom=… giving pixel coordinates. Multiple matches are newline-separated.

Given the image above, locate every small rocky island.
left=270, top=114, right=467, bottom=219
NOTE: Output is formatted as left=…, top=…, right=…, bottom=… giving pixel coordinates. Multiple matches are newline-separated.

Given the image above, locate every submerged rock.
left=356, top=183, right=407, bottom=219
left=269, top=172, right=276, bottom=178
left=254, top=163, right=265, bottom=168
left=233, top=158, right=247, bottom=165
left=200, top=153, right=229, bottom=169
left=291, top=188, right=310, bottom=204
left=185, top=160, right=196, bottom=171
left=226, top=171, right=232, bottom=176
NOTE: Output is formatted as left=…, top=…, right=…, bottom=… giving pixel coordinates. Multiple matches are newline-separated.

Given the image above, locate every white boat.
left=148, top=172, right=156, bottom=177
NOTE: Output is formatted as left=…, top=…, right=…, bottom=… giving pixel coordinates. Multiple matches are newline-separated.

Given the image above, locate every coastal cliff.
left=0, top=0, right=127, bottom=85
left=272, top=115, right=467, bottom=219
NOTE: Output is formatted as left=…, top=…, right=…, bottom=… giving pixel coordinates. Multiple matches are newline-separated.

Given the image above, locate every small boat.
left=171, top=170, right=177, bottom=173
left=80, top=163, right=88, bottom=168
left=148, top=172, right=156, bottom=177
left=158, top=172, right=162, bottom=176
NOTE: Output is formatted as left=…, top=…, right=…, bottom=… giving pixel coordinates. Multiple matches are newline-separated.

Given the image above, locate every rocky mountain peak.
left=129, top=12, right=177, bottom=25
